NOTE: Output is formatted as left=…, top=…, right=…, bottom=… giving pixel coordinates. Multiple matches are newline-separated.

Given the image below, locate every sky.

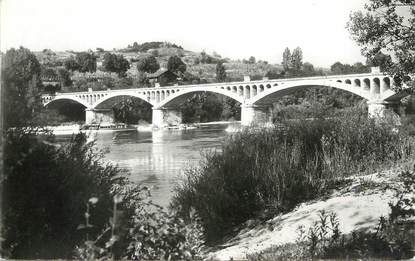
left=0, top=0, right=368, bottom=67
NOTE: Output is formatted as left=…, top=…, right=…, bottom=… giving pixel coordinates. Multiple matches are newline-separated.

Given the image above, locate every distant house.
left=147, top=69, right=181, bottom=87
left=41, top=75, right=61, bottom=91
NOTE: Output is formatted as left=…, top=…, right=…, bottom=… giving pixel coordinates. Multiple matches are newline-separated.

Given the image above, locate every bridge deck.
left=42, top=72, right=387, bottom=96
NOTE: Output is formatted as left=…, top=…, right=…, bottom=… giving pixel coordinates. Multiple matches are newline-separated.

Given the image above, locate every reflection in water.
left=87, top=124, right=230, bottom=207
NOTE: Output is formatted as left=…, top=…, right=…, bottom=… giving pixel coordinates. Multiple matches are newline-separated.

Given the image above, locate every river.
left=57, top=123, right=236, bottom=207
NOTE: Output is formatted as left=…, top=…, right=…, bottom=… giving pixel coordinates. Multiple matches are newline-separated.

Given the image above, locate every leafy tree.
left=2, top=47, right=43, bottom=128
left=43, top=84, right=60, bottom=94
left=131, top=42, right=140, bottom=51
left=216, top=61, right=227, bottom=82
left=282, top=47, right=292, bottom=71
left=57, top=68, right=72, bottom=87
left=102, top=53, right=130, bottom=77
left=180, top=93, right=224, bottom=123
left=112, top=97, right=152, bottom=124
left=331, top=62, right=346, bottom=75
left=366, top=52, right=393, bottom=72
left=149, top=49, right=159, bottom=57
left=302, top=62, right=316, bottom=76
left=200, top=94, right=224, bottom=122
left=2, top=131, right=135, bottom=259
left=136, top=55, right=160, bottom=74
left=200, top=51, right=207, bottom=64
left=39, top=49, right=58, bottom=66
left=330, top=62, right=369, bottom=75
left=265, top=69, right=283, bottom=79
left=347, top=0, right=415, bottom=89
left=342, top=64, right=353, bottom=74
left=75, top=52, right=97, bottom=73
left=204, top=55, right=213, bottom=64
left=167, top=55, right=186, bottom=74
left=352, top=62, right=371, bottom=73
left=135, top=71, right=148, bottom=87
left=194, top=57, right=200, bottom=65
left=291, top=47, right=303, bottom=72
left=330, top=62, right=353, bottom=75
left=64, top=56, right=80, bottom=71
left=221, top=97, right=241, bottom=120
left=64, top=53, right=97, bottom=73
left=127, top=41, right=182, bottom=53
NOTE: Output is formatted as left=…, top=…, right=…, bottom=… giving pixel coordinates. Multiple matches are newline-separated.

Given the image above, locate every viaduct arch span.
left=42, top=72, right=410, bottom=127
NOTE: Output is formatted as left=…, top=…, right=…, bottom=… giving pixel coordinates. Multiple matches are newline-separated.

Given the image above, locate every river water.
left=59, top=123, right=235, bottom=207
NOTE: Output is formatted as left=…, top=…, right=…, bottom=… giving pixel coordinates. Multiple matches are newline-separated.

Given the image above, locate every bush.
left=1, top=130, right=129, bottom=258
left=113, top=98, right=152, bottom=124
left=172, top=109, right=414, bottom=243
left=75, top=186, right=205, bottom=261
left=1, top=129, right=205, bottom=260
left=180, top=93, right=224, bottom=123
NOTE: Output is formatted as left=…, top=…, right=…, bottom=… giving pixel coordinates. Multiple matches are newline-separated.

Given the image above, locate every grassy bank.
left=171, top=109, right=415, bottom=244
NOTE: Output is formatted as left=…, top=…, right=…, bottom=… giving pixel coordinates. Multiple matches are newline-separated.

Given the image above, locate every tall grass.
left=171, top=108, right=414, bottom=243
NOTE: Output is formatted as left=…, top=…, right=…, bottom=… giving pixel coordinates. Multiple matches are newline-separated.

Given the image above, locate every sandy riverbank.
left=207, top=165, right=414, bottom=260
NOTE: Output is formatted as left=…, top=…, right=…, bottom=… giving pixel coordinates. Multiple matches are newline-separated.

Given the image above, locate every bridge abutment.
left=85, top=108, right=115, bottom=125
left=152, top=107, right=182, bottom=128
left=241, top=104, right=272, bottom=126
left=367, top=100, right=401, bottom=124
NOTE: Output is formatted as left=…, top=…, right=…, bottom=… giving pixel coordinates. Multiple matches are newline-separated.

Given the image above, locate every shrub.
left=1, top=130, right=129, bottom=259
left=75, top=187, right=205, bottom=261
left=321, top=108, right=413, bottom=175
left=311, top=173, right=415, bottom=260
left=172, top=109, right=414, bottom=243
left=1, top=130, right=205, bottom=260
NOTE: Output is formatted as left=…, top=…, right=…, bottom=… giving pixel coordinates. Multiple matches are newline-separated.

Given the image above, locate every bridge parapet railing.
left=41, top=72, right=390, bottom=98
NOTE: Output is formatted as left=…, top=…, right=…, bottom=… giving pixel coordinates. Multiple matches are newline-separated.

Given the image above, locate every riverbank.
left=42, top=124, right=81, bottom=135
left=207, top=164, right=415, bottom=260
left=45, top=121, right=241, bottom=135
left=45, top=123, right=136, bottom=135
left=198, top=120, right=239, bottom=126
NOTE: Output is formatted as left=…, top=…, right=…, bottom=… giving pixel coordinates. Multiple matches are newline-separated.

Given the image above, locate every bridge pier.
left=367, top=100, right=401, bottom=124
left=241, top=104, right=272, bottom=126
left=152, top=107, right=182, bottom=128
left=85, top=108, right=115, bottom=125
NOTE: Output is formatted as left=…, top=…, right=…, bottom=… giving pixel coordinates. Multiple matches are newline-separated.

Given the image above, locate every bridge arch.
left=157, top=87, right=244, bottom=108
left=91, top=92, right=153, bottom=109
left=250, top=80, right=371, bottom=105
left=44, top=95, right=91, bottom=108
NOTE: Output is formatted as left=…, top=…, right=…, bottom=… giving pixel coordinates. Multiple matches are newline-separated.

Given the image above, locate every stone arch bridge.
left=42, top=72, right=410, bottom=127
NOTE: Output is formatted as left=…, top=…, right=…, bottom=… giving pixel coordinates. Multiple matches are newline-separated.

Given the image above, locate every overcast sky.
left=0, top=0, right=367, bottom=67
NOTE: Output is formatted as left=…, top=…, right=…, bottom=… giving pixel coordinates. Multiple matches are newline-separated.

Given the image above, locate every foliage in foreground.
left=1, top=130, right=204, bottom=260
left=347, top=0, right=415, bottom=90
left=171, top=109, right=414, bottom=243
left=2, top=47, right=43, bottom=129
left=249, top=167, right=415, bottom=260
left=75, top=187, right=205, bottom=261
left=2, top=130, right=125, bottom=258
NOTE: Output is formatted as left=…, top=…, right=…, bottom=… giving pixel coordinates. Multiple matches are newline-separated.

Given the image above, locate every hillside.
left=35, top=42, right=288, bottom=90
